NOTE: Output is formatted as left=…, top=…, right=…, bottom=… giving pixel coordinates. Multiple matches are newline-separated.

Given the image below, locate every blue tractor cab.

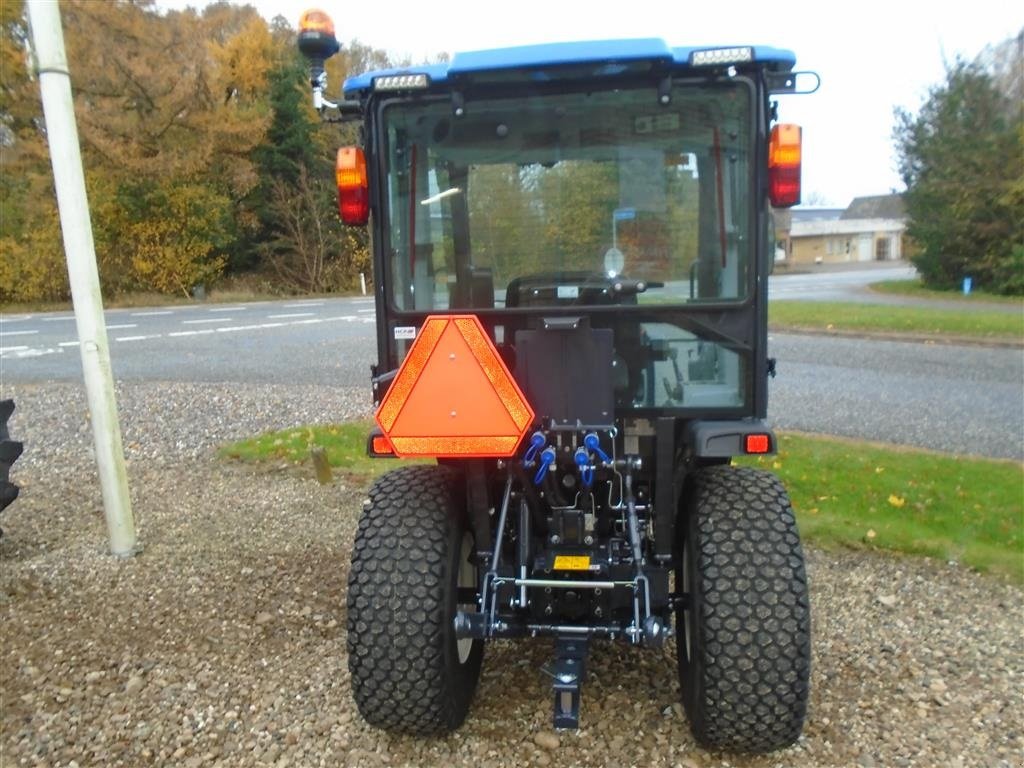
left=299, top=13, right=816, bottom=752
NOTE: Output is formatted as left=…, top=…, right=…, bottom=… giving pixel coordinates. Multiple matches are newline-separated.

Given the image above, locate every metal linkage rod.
left=482, top=476, right=514, bottom=634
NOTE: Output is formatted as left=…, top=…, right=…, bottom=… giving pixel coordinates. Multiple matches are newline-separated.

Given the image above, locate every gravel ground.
left=1, top=381, right=1022, bottom=768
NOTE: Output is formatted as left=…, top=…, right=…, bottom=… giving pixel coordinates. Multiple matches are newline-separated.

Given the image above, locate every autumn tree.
left=0, top=0, right=69, bottom=302
left=539, top=161, right=619, bottom=270
left=894, top=43, right=1023, bottom=295
left=61, top=0, right=276, bottom=295
left=260, top=165, right=369, bottom=292
left=467, top=165, right=544, bottom=281
left=1, top=1, right=394, bottom=302
left=249, top=27, right=383, bottom=292
left=2, top=0, right=278, bottom=300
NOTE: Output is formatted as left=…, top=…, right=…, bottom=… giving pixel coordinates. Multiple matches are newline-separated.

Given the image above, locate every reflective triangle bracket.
left=375, top=315, right=535, bottom=458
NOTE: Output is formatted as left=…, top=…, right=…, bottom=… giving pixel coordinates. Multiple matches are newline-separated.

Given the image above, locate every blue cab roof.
left=343, top=39, right=796, bottom=97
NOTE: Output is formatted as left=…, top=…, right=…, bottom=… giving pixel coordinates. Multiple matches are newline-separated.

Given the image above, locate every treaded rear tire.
left=347, top=464, right=483, bottom=734
left=677, top=465, right=810, bottom=753
left=0, top=400, right=23, bottom=526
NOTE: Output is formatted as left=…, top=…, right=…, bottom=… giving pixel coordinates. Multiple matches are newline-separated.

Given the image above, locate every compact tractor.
left=298, top=12, right=815, bottom=752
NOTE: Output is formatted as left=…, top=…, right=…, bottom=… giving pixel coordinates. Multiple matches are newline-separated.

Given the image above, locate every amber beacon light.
left=297, top=9, right=340, bottom=79
left=297, top=9, right=338, bottom=48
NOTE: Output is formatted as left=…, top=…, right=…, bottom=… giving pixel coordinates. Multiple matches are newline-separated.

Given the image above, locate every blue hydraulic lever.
left=534, top=447, right=557, bottom=485
left=583, top=432, right=611, bottom=464
left=523, top=431, right=546, bottom=466
left=574, top=447, right=594, bottom=488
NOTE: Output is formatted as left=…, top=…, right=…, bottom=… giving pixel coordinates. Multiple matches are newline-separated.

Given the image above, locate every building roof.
left=344, top=41, right=796, bottom=96
left=841, top=194, right=906, bottom=220
left=790, top=207, right=845, bottom=223
left=791, top=218, right=906, bottom=237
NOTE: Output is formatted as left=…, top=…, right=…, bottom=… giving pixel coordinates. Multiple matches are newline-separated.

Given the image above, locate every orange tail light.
left=768, top=124, right=801, bottom=208
left=336, top=146, right=369, bottom=225
left=375, top=315, right=535, bottom=458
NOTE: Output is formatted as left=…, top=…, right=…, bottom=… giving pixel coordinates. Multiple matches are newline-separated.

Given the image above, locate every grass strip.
left=736, top=433, right=1023, bottom=583
left=770, top=300, right=1023, bottom=340
left=218, top=420, right=425, bottom=481
left=870, top=279, right=1024, bottom=305
left=222, top=423, right=1023, bottom=583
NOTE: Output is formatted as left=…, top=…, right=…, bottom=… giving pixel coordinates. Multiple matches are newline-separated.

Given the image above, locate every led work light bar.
left=373, top=74, right=430, bottom=91
left=690, top=47, right=754, bottom=66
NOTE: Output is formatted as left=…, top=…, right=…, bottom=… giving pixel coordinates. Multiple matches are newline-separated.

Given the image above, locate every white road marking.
left=282, top=302, right=325, bottom=308
left=268, top=312, right=315, bottom=319
left=3, top=312, right=374, bottom=357
left=357, top=309, right=375, bottom=314
left=2, top=347, right=58, bottom=358
left=208, top=307, right=243, bottom=312
left=105, top=324, right=137, bottom=330
left=168, top=329, right=217, bottom=337
left=182, top=318, right=230, bottom=325
left=214, top=322, right=286, bottom=333
left=0, top=329, right=38, bottom=337
left=41, top=316, right=75, bottom=322
left=0, top=315, right=32, bottom=322
left=353, top=299, right=374, bottom=304
left=215, top=324, right=259, bottom=333
left=131, top=310, right=174, bottom=317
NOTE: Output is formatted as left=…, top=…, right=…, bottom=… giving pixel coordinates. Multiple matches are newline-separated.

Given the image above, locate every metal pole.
left=27, top=0, right=137, bottom=556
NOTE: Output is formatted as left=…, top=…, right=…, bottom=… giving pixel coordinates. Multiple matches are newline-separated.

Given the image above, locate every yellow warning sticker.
left=553, top=555, right=592, bottom=571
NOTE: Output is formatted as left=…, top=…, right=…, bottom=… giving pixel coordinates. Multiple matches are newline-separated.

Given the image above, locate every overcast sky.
left=160, top=0, right=1021, bottom=207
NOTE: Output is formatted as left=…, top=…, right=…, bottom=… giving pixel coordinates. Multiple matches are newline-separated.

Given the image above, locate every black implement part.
left=514, top=318, right=614, bottom=427
left=653, top=416, right=676, bottom=562
left=550, top=636, right=589, bottom=730
left=463, top=460, right=492, bottom=568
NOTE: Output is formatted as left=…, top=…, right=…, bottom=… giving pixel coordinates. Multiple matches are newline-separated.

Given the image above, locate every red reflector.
left=336, top=146, right=369, bottom=225
left=376, top=315, right=534, bottom=458
left=746, top=434, right=771, bottom=454
left=768, top=124, right=801, bottom=208
left=371, top=435, right=393, bottom=455
left=770, top=166, right=801, bottom=208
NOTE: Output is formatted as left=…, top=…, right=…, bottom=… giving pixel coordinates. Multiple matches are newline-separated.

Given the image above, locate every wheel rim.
left=456, top=533, right=476, bottom=665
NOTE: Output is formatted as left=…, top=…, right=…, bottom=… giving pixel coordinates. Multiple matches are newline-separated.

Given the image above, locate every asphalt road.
left=2, top=272, right=1021, bottom=460
left=768, top=264, right=917, bottom=302
left=0, top=296, right=378, bottom=388
left=766, top=333, right=1022, bottom=461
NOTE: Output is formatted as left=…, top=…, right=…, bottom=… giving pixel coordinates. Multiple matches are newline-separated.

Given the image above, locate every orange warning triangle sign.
left=376, top=315, right=534, bottom=458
